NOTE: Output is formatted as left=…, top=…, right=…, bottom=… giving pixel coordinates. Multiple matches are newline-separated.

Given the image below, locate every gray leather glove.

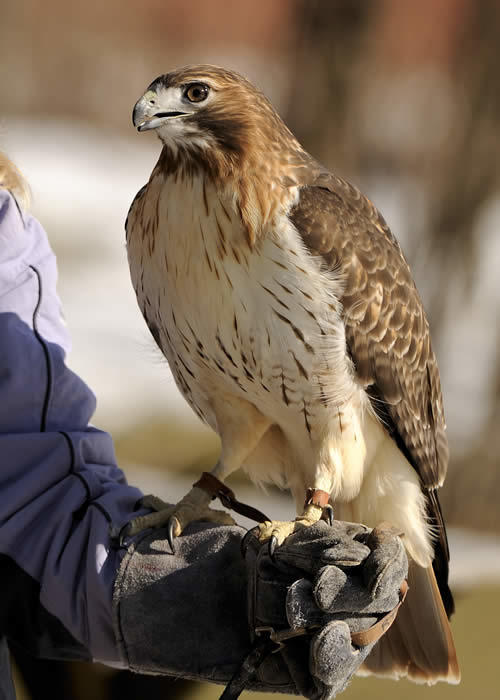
left=243, top=520, right=408, bottom=699
left=112, top=519, right=407, bottom=699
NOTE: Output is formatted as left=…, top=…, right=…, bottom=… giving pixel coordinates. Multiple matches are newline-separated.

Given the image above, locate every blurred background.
left=2, top=0, right=500, bottom=698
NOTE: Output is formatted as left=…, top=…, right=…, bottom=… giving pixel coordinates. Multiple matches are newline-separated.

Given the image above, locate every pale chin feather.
left=156, top=120, right=215, bottom=153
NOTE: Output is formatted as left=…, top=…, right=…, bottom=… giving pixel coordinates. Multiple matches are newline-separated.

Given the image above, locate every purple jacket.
left=0, top=189, right=148, bottom=693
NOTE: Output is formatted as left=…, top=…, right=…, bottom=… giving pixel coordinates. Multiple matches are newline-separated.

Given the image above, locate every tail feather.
left=428, top=488, right=455, bottom=617
left=360, top=562, right=460, bottom=684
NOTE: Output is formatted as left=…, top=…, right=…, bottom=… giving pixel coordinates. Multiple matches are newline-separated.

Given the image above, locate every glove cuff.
left=112, top=523, right=251, bottom=683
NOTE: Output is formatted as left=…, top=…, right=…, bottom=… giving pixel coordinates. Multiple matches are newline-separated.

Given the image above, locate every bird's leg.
left=128, top=397, right=271, bottom=551
left=257, top=485, right=333, bottom=557
left=127, top=476, right=237, bottom=549
left=125, top=463, right=238, bottom=551
left=166, top=404, right=271, bottom=550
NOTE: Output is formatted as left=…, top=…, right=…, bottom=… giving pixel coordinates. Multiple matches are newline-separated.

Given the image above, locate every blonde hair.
left=0, top=152, right=30, bottom=210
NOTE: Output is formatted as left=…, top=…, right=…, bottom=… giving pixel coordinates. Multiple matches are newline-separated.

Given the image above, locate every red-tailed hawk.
left=126, top=65, right=459, bottom=684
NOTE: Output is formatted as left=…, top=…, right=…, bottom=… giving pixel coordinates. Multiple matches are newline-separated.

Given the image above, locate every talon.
left=268, top=534, right=278, bottom=561
left=167, top=518, right=177, bottom=554
left=324, top=504, right=334, bottom=527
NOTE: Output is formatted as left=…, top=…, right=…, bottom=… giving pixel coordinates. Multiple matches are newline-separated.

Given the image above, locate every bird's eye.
left=184, top=83, right=209, bottom=103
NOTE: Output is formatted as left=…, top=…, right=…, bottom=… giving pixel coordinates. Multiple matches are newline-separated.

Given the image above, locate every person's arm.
left=0, top=189, right=148, bottom=663
left=0, top=189, right=259, bottom=675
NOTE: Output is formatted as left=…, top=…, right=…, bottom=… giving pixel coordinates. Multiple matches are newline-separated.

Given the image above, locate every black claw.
left=167, top=518, right=177, bottom=554
left=324, top=504, right=334, bottom=527
left=268, top=535, right=278, bottom=561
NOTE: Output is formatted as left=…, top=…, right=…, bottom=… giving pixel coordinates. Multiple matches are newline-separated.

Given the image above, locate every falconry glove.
left=112, top=519, right=407, bottom=699
left=239, top=520, right=408, bottom=699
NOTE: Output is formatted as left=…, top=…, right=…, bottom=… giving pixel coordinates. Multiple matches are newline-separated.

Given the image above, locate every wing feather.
left=289, top=176, right=448, bottom=487
left=289, top=174, right=453, bottom=613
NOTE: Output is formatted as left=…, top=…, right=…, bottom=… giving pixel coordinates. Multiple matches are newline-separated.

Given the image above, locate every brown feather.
left=361, top=562, right=460, bottom=684
left=288, top=178, right=457, bottom=670
left=288, top=180, right=454, bottom=588
left=289, top=182, right=449, bottom=485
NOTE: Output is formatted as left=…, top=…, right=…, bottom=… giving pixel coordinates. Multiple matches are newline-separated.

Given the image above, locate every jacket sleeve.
left=0, top=190, right=147, bottom=664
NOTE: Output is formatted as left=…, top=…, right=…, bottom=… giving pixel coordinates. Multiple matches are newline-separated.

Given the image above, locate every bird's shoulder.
left=289, top=168, right=404, bottom=273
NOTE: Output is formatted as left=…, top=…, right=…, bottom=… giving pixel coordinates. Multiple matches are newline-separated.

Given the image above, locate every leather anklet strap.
left=304, top=488, right=330, bottom=509
left=194, top=472, right=270, bottom=524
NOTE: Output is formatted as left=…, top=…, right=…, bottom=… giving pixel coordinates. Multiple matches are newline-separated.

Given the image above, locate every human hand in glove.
left=240, top=519, right=408, bottom=699
left=113, top=518, right=407, bottom=699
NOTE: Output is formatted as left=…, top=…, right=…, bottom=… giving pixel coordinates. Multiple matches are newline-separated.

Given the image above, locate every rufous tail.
left=359, top=561, right=460, bottom=684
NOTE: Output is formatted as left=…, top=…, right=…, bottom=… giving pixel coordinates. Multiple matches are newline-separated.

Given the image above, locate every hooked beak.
left=133, top=97, right=190, bottom=132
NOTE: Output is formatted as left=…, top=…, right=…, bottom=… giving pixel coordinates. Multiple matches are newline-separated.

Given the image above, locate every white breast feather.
left=127, top=171, right=433, bottom=566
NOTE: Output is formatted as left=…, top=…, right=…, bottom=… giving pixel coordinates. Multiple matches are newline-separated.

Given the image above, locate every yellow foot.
left=256, top=503, right=331, bottom=558
left=126, top=488, right=236, bottom=552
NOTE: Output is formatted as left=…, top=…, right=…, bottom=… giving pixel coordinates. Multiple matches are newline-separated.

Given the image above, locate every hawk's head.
left=133, top=65, right=299, bottom=171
